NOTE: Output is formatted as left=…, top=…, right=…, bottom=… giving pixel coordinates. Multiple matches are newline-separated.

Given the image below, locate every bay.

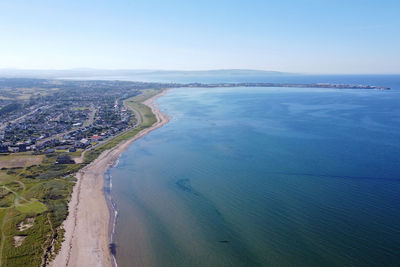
left=110, top=78, right=400, bottom=266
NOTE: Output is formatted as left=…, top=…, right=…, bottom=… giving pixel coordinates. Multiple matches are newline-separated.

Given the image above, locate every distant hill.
left=134, top=69, right=286, bottom=76
left=0, top=69, right=289, bottom=79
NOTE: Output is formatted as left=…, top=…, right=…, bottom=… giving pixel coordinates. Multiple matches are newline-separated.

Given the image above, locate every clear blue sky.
left=1, top=0, right=399, bottom=74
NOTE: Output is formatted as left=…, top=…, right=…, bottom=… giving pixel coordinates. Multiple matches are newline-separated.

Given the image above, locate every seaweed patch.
left=175, top=179, right=199, bottom=196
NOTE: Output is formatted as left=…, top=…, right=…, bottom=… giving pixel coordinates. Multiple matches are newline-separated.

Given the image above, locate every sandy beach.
left=49, top=90, right=170, bottom=267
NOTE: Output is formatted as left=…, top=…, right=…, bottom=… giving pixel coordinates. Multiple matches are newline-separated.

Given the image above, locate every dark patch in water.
left=176, top=179, right=223, bottom=217
left=176, top=179, right=199, bottom=196
left=215, top=208, right=221, bottom=216
left=174, top=178, right=260, bottom=264
left=109, top=243, right=117, bottom=256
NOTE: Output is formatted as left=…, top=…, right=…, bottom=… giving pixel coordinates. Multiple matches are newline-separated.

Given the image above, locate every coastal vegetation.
left=124, top=94, right=158, bottom=128
left=0, top=162, right=76, bottom=266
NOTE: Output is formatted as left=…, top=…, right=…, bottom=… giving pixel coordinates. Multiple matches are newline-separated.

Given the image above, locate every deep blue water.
left=110, top=76, right=400, bottom=266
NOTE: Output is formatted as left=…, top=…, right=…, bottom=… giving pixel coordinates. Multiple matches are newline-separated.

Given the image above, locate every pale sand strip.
left=49, top=90, right=170, bottom=267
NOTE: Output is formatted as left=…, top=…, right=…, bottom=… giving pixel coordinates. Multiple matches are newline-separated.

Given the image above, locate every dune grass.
left=15, top=200, right=48, bottom=214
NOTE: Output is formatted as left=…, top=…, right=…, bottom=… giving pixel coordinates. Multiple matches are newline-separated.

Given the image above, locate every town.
left=0, top=78, right=177, bottom=163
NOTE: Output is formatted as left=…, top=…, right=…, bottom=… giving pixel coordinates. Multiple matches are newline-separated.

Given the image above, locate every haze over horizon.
left=1, top=0, right=400, bottom=74
left=1, top=68, right=400, bottom=76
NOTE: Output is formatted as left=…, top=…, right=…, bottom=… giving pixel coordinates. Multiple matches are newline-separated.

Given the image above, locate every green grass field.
left=125, top=101, right=157, bottom=127
left=15, top=200, right=48, bottom=214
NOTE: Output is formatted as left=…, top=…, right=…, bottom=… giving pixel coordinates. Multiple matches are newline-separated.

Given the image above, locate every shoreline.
left=49, top=90, right=170, bottom=267
left=105, top=162, right=119, bottom=267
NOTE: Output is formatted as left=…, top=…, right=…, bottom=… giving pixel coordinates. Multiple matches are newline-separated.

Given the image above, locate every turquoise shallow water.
left=110, top=85, right=400, bottom=266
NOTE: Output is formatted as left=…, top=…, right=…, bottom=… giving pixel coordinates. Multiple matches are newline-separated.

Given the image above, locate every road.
left=126, top=103, right=142, bottom=127
left=84, top=104, right=97, bottom=127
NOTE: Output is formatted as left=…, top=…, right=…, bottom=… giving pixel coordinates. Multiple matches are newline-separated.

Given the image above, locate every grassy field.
left=0, top=88, right=163, bottom=266
left=0, top=154, right=44, bottom=168
left=124, top=89, right=159, bottom=126
left=125, top=101, right=157, bottom=127
left=0, top=161, right=77, bottom=266
left=0, top=87, right=59, bottom=101
left=126, top=88, right=160, bottom=103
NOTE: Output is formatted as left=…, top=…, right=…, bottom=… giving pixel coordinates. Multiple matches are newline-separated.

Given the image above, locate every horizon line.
left=0, top=68, right=399, bottom=76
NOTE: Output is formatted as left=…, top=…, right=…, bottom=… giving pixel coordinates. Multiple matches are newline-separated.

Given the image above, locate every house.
left=91, top=135, right=101, bottom=141
left=18, top=144, right=27, bottom=152
left=76, top=138, right=90, bottom=149
left=80, top=138, right=90, bottom=145
left=0, top=145, right=9, bottom=153
left=69, top=147, right=77, bottom=152
left=56, top=154, right=75, bottom=164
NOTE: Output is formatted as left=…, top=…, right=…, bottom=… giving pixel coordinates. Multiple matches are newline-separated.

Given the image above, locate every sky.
left=0, top=0, right=399, bottom=74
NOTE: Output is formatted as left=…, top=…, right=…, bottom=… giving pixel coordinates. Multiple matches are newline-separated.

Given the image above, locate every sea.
left=105, top=74, right=400, bottom=266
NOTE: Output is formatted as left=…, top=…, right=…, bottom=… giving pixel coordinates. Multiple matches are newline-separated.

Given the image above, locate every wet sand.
left=49, top=90, right=170, bottom=267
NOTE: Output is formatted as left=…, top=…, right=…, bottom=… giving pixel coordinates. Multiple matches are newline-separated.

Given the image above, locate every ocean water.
left=109, top=77, right=400, bottom=266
